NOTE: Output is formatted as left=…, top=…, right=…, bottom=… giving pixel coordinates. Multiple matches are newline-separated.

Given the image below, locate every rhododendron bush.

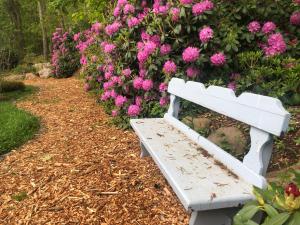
left=69, top=0, right=299, bottom=125
left=51, top=28, right=80, bottom=78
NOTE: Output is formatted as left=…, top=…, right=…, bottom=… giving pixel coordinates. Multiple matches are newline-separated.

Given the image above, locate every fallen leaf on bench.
left=210, top=193, right=217, bottom=201
left=156, top=133, right=164, bottom=137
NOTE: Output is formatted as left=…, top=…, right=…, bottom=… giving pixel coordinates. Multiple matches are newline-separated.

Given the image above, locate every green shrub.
left=0, top=102, right=40, bottom=155
left=236, top=53, right=300, bottom=106
left=12, top=63, right=36, bottom=74
left=0, top=80, right=25, bottom=93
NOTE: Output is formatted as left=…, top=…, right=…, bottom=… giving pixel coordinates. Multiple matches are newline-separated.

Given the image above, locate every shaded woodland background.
left=0, top=0, right=109, bottom=67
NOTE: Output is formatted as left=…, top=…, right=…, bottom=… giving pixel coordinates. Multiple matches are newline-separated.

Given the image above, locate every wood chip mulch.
left=0, top=78, right=189, bottom=225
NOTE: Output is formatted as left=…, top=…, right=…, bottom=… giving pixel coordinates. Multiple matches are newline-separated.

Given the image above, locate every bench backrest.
left=164, top=78, right=290, bottom=188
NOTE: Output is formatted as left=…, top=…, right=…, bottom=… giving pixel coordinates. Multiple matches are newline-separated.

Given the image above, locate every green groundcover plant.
left=234, top=170, right=300, bottom=225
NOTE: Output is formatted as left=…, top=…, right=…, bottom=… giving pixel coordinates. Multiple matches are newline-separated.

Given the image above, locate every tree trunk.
left=4, top=0, right=25, bottom=56
left=37, top=0, right=48, bottom=60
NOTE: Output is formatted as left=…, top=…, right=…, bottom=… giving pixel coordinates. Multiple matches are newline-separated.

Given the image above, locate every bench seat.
left=131, top=118, right=253, bottom=211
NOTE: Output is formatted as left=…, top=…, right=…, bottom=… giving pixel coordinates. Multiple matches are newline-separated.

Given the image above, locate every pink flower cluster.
left=163, top=60, right=177, bottom=74
left=263, top=33, right=287, bottom=57
left=290, top=12, right=300, bottom=26
left=248, top=21, right=261, bottom=33
left=192, top=0, right=214, bottom=16
left=199, top=26, right=214, bottom=43
left=182, top=47, right=200, bottom=62
left=210, top=52, right=226, bottom=66
left=105, top=22, right=122, bottom=36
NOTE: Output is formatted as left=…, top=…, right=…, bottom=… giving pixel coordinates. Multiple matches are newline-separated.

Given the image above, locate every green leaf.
left=262, top=212, right=290, bottom=225
left=264, top=204, right=279, bottom=217
left=286, top=212, right=300, bottom=225
left=235, top=205, right=260, bottom=222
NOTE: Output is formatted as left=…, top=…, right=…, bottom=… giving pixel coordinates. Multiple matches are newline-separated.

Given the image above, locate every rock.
left=25, top=73, right=37, bottom=80
left=193, top=117, right=211, bottom=130
left=182, top=116, right=193, bottom=127
left=208, top=126, right=247, bottom=155
left=38, top=68, right=52, bottom=79
left=33, top=63, right=44, bottom=72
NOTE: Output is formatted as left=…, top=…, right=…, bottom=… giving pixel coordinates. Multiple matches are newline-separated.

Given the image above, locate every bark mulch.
left=0, top=78, right=189, bottom=225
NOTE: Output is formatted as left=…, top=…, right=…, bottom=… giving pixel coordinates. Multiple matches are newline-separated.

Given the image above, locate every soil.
left=0, top=78, right=189, bottom=225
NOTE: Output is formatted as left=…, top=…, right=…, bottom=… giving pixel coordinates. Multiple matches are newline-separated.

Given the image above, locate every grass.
left=0, top=102, right=40, bottom=155
left=0, top=83, right=40, bottom=155
left=0, top=85, right=38, bottom=102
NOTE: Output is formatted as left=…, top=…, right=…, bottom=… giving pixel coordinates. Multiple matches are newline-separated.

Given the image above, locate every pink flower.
left=115, top=95, right=127, bottom=107
left=113, top=7, right=121, bottom=17
left=144, top=41, right=157, bottom=54
left=180, top=0, right=193, bottom=5
left=133, top=77, right=144, bottom=89
left=159, top=83, right=168, bottom=92
left=199, top=26, right=214, bottom=43
left=263, top=33, right=286, bottom=57
left=101, top=91, right=111, bottom=101
left=186, top=66, right=200, bottom=78
left=182, top=47, right=200, bottom=62
left=117, top=0, right=127, bottom=6
left=294, top=0, right=300, bottom=4
left=210, top=53, right=226, bottom=66
left=122, top=68, right=131, bottom=77
left=137, top=51, right=149, bottom=64
left=105, top=22, right=122, bottom=36
left=84, top=83, right=90, bottom=92
left=163, top=60, right=177, bottom=74
left=80, top=55, right=87, bottom=65
left=262, top=22, right=276, bottom=34
left=127, top=17, right=140, bottom=28
left=159, top=97, right=169, bottom=106
left=104, top=72, right=113, bottom=80
left=160, top=44, right=172, bottom=55
left=104, top=44, right=116, bottom=53
left=158, top=5, right=169, bottom=15
left=192, top=0, right=214, bottom=16
left=91, top=22, right=102, bottom=33
left=290, top=12, right=300, bottom=26
left=73, top=33, right=81, bottom=41
left=171, top=8, right=180, bottom=22
left=139, top=69, right=147, bottom=78
left=150, top=35, right=161, bottom=46
left=110, top=89, right=118, bottom=98
left=112, top=110, right=118, bottom=117
left=135, top=96, right=143, bottom=106
left=248, top=21, right=261, bottom=33
left=128, top=105, right=141, bottom=117
left=142, top=79, right=153, bottom=91
left=124, top=4, right=135, bottom=14
left=227, top=82, right=236, bottom=91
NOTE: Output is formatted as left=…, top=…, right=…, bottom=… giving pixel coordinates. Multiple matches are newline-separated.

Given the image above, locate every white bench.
left=130, top=78, right=290, bottom=225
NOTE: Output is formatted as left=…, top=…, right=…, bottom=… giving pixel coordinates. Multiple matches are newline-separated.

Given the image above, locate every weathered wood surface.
left=131, top=118, right=253, bottom=211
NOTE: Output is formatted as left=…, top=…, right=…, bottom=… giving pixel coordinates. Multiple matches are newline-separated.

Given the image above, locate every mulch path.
left=0, top=78, right=189, bottom=225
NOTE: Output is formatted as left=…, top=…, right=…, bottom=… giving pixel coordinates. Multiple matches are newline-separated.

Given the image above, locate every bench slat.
left=164, top=114, right=268, bottom=188
left=168, top=78, right=290, bottom=136
left=131, top=118, right=253, bottom=211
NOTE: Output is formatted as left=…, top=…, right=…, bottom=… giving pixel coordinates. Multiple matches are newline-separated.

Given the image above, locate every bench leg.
left=140, top=142, right=150, bottom=158
left=189, top=208, right=238, bottom=225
